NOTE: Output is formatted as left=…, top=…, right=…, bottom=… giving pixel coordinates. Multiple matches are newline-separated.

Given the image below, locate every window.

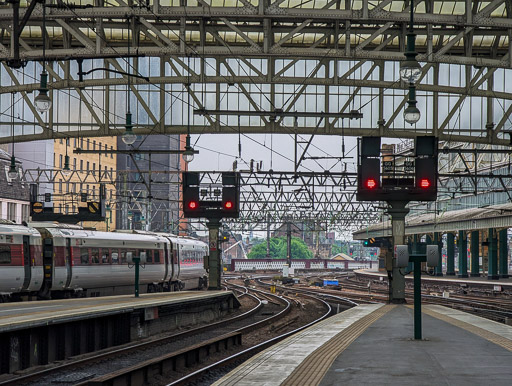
left=110, top=146, right=114, bottom=158
left=80, top=160, right=83, bottom=172
left=8, top=203, right=16, bottom=222
left=92, top=163, right=95, bottom=175
left=101, top=249, right=109, bottom=264
left=121, top=250, right=126, bottom=263
left=81, top=248, right=89, bottom=264
left=91, top=248, right=99, bottom=264
left=154, top=250, right=160, bottom=263
left=74, top=138, right=77, bottom=147
left=73, top=158, right=77, bottom=170
left=0, top=245, right=11, bottom=264
left=59, top=180, right=62, bottom=193
left=93, top=141, right=96, bottom=150
left=87, top=161, right=90, bottom=171
left=22, top=205, right=30, bottom=222
left=59, top=138, right=63, bottom=144
left=146, top=250, right=153, bottom=263
left=87, top=140, right=90, bottom=150
left=80, top=138, right=83, bottom=148
left=112, top=251, right=119, bottom=264
left=59, top=154, right=63, bottom=168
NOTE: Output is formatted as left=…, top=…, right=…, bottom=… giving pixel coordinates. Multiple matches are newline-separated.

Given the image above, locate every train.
left=0, top=219, right=208, bottom=301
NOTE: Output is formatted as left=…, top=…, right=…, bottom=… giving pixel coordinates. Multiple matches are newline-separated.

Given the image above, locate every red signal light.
left=365, top=179, right=377, bottom=189
left=419, top=178, right=431, bottom=188
left=188, top=201, right=198, bottom=210
left=224, top=201, right=233, bottom=209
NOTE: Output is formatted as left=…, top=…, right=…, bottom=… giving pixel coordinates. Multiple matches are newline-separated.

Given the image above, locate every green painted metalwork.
left=458, top=230, right=468, bottom=278
left=434, top=232, right=443, bottom=276
left=488, top=228, right=499, bottom=280
left=470, top=230, right=480, bottom=277
left=499, top=229, right=509, bottom=278
left=446, top=233, right=455, bottom=275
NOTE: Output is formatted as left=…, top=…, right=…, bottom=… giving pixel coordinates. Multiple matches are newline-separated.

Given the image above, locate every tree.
left=247, top=236, right=313, bottom=259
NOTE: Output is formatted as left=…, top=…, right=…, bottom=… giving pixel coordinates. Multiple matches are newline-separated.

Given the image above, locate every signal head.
left=365, top=178, right=377, bottom=189
left=188, top=201, right=198, bottom=210
left=419, top=178, right=431, bottom=188
left=224, top=201, right=233, bottom=209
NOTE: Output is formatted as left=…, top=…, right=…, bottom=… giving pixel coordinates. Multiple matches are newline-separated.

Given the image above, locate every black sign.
left=44, top=193, right=51, bottom=202
left=382, top=161, right=393, bottom=172
left=404, top=161, right=414, bottom=172
left=81, top=193, right=88, bottom=202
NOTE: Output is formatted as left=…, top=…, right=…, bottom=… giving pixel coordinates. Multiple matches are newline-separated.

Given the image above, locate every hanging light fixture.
left=122, top=111, right=136, bottom=145
left=404, top=84, right=421, bottom=125
left=122, top=17, right=136, bottom=145
left=62, top=138, right=72, bottom=176
left=183, top=56, right=198, bottom=164
left=399, top=0, right=422, bottom=84
left=34, top=1, right=52, bottom=113
left=8, top=93, right=18, bottom=180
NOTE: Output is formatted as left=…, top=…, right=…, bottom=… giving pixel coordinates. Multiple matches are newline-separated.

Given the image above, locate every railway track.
left=1, top=282, right=330, bottom=386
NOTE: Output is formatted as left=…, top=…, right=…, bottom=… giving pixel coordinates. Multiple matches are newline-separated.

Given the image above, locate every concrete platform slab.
left=216, top=304, right=512, bottom=386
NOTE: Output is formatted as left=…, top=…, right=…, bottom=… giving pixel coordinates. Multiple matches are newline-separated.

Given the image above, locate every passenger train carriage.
left=0, top=220, right=208, bottom=301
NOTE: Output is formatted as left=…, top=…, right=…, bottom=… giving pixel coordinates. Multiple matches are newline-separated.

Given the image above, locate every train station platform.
left=356, top=269, right=512, bottom=289
left=215, top=304, right=512, bottom=385
left=0, top=291, right=240, bottom=374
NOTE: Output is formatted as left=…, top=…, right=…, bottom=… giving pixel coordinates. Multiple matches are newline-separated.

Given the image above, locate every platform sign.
left=209, top=228, right=219, bottom=251
left=404, top=161, right=414, bottom=172
left=323, top=280, right=339, bottom=286
left=382, top=161, right=393, bottom=172
left=32, top=202, right=43, bottom=214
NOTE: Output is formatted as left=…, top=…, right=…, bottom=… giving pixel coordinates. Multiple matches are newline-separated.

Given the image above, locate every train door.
left=42, top=237, right=54, bottom=294
left=64, top=238, right=72, bottom=288
left=163, top=244, right=169, bottom=281
left=22, top=235, right=31, bottom=290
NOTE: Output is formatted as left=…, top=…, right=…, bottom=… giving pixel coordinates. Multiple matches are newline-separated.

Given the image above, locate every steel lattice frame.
left=1, top=0, right=512, bottom=234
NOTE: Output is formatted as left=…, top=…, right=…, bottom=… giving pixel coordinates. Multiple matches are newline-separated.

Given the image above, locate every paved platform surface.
left=357, top=269, right=512, bottom=287
left=216, top=304, right=512, bottom=386
left=0, top=291, right=231, bottom=332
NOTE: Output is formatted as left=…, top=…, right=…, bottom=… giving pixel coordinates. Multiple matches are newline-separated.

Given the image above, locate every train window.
left=102, top=249, right=109, bottom=264
left=81, top=248, right=89, bottom=264
left=111, top=252, right=119, bottom=264
left=154, top=250, right=160, bottom=263
left=0, top=245, right=11, bottom=264
left=121, top=251, right=127, bottom=264
left=146, top=249, right=153, bottom=263
left=91, top=248, right=100, bottom=264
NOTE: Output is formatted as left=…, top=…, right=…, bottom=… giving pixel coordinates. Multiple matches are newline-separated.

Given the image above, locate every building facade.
left=0, top=149, right=30, bottom=224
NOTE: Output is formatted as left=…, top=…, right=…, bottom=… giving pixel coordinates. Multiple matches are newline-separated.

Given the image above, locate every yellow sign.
left=88, top=201, right=100, bottom=213
left=32, top=202, right=43, bottom=213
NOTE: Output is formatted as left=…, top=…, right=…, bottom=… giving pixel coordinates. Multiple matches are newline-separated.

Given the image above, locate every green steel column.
left=488, top=228, right=499, bottom=280
left=207, top=219, right=222, bottom=290
left=434, top=232, right=443, bottom=276
left=470, top=230, right=480, bottom=277
left=387, top=201, right=409, bottom=304
left=446, top=233, right=455, bottom=275
left=458, top=230, right=468, bottom=278
left=408, top=234, right=418, bottom=273
left=499, top=229, right=509, bottom=278
left=413, top=257, right=422, bottom=340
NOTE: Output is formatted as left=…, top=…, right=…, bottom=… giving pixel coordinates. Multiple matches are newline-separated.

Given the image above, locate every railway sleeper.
left=82, top=332, right=242, bottom=386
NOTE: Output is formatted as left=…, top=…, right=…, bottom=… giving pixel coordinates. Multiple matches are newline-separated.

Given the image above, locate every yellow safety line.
left=423, top=307, right=512, bottom=352
left=282, top=305, right=395, bottom=386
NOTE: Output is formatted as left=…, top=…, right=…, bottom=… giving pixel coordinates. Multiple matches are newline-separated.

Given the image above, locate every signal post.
left=183, top=172, right=240, bottom=290
left=357, top=136, right=438, bottom=303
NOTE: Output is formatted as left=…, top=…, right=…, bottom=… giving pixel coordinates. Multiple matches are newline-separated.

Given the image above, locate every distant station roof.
left=353, top=203, right=512, bottom=239
left=330, top=253, right=355, bottom=261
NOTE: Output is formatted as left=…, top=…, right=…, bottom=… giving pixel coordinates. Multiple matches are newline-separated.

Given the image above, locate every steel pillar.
left=470, top=230, right=480, bottom=277
left=207, top=219, right=222, bottom=290
left=387, top=201, right=409, bottom=304
left=488, top=228, right=499, bottom=280
left=446, top=233, right=455, bottom=275
left=434, top=232, right=443, bottom=276
left=499, top=228, right=509, bottom=278
left=286, top=221, right=291, bottom=268
left=458, top=230, right=468, bottom=278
